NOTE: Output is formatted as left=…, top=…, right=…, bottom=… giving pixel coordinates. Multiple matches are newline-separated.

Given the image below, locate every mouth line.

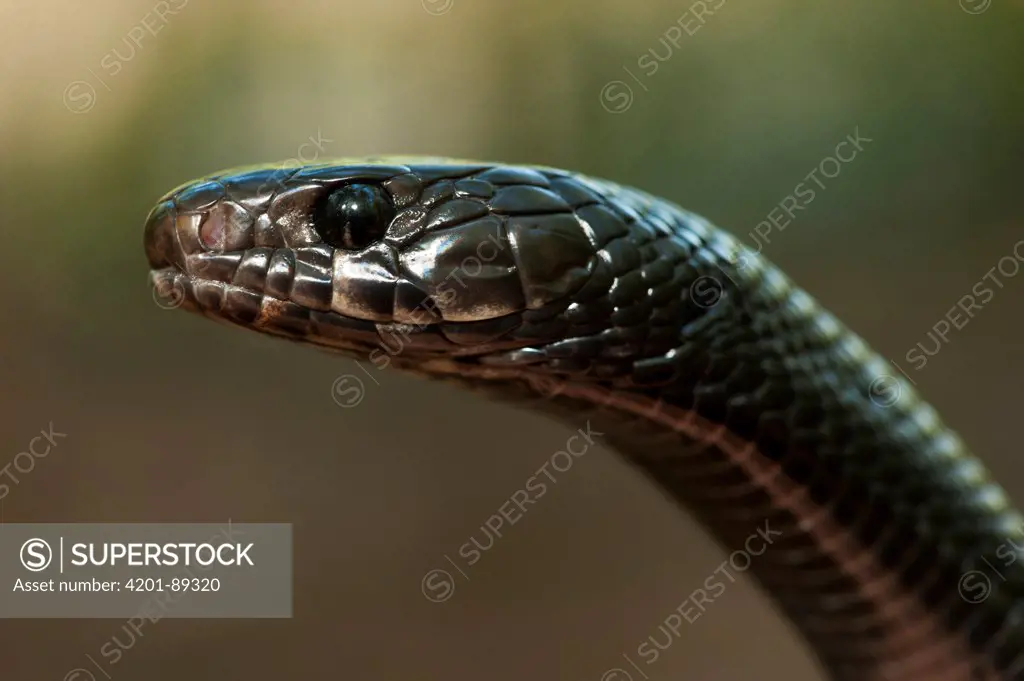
left=147, top=265, right=533, bottom=363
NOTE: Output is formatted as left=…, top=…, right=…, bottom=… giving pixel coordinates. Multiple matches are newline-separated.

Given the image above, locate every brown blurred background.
left=2, top=1, right=1023, bottom=679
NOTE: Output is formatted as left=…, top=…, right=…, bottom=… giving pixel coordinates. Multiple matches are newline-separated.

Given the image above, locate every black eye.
left=315, top=183, right=395, bottom=250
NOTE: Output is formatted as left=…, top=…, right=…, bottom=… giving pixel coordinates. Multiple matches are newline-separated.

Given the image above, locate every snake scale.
left=144, top=158, right=1024, bottom=680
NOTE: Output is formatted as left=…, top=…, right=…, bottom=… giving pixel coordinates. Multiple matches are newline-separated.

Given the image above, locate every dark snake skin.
left=144, top=159, right=1024, bottom=680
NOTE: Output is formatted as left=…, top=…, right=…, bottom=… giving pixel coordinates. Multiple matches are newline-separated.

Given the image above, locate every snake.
left=144, top=158, right=1024, bottom=680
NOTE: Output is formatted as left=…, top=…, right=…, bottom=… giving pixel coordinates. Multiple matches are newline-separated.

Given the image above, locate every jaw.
left=149, top=266, right=558, bottom=374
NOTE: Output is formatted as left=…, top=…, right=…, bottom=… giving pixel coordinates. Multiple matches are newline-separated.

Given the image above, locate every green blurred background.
left=2, top=1, right=1022, bottom=679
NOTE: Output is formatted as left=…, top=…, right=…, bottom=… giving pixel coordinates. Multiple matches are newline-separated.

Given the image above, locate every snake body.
left=144, top=159, right=1024, bottom=680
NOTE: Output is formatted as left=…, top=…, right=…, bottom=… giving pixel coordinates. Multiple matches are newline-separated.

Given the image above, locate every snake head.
left=144, top=159, right=646, bottom=373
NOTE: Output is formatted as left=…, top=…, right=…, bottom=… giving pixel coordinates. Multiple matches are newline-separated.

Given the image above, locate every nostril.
left=200, top=211, right=226, bottom=250
left=199, top=201, right=255, bottom=252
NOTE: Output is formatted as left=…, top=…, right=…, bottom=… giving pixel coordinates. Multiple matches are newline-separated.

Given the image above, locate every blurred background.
left=2, top=1, right=1023, bottom=679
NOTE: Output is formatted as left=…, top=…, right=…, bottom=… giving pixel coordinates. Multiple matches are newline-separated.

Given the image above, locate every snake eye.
left=315, top=183, right=395, bottom=250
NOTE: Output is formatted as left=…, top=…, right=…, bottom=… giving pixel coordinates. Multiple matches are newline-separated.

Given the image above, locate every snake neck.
left=430, top=368, right=1019, bottom=681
